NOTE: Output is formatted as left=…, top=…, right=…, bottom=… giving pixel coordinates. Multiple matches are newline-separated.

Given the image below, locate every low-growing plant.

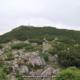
left=0, top=64, right=8, bottom=80
left=40, top=52, right=49, bottom=62
left=55, top=67, right=80, bottom=80
left=11, top=43, right=28, bottom=49
left=25, top=44, right=34, bottom=51
left=57, top=43, right=80, bottom=67
left=48, top=47, right=58, bottom=56
left=25, top=44, right=42, bottom=52
left=4, top=49, right=14, bottom=60
left=16, top=71, right=23, bottom=80
left=0, top=45, right=3, bottom=49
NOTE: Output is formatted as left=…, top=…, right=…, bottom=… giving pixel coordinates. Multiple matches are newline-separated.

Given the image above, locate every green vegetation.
left=40, top=52, right=49, bottom=62
left=0, top=64, right=8, bottom=80
left=0, top=25, right=80, bottom=44
left=25, top=44, right=35, bottom=51
left=0, top=45, right=3, bottom=49
left=25, top=45, right=42, bottom=52
left=16, top=71, right=23, bottom=80
left=55, top=67, right=80, bottom=80
left=0, top=68, right=7, bottom=80
left=48, top=47, right=58, bottom=56
left=4, top=49, right=14, bottom=60
left=57, top=43, right=80, bottom=67
left=11, top=42, right=41, bottom=52
left=0, top=25, right=80, bottom=79
left=11, top=43, right=29, bottom=49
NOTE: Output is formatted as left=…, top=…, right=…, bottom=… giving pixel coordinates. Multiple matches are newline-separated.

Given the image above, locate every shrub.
left=0, top=65, right=8, bottom=80
left=55, top=67, right=80, bottom=80
left=0, top=69, right=7, bottom=80
left=0, top=45, right=3, bottom=49
left=4, top=49, right=14, bottom=60
left=48, top=47, right=58, bottom=56
left=25, top=44, right=34, bottom=51
left=25, top=44, right=42, bottom=52
left=40, top=52, right=49, bottom=62
left=11, top=43, right=29, bottom=49
left=29, top=39, right=43, bottom=45
left=5, top=52, right=13, bottom=60
left=11, top=43, right=37, bottom=52
left=16, top=71, right=23, bottom=80
left=57, top=43, right=80, bottom=67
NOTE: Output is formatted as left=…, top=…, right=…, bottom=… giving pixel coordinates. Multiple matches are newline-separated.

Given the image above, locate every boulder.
left=48, top=54, right=58, bottom=64
left=24, top=52, right=46, bottom=67
left=0, top=49, right=4, bottom=55
left=19, top=65, right=29, bottom=75
left=7, top=74, right=16, bottom=80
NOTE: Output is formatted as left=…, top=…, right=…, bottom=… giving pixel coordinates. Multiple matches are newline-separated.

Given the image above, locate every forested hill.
left=0, top=25, right=80, bottom=43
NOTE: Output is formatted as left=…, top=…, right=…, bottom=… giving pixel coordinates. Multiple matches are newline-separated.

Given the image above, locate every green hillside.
left=0, top=25, right=80, bottom=80
left=0, top=25, right=80, bottom=43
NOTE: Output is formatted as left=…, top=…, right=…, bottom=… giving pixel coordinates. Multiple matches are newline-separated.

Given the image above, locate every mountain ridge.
left=0, top=25, right=80, bottom=43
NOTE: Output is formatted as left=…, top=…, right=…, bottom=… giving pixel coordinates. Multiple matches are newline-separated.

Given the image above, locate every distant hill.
left=0, top=25, right=80, bottom=43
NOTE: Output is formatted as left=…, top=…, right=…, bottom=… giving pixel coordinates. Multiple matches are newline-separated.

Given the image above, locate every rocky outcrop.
left=41, top=67, right=59, bottom=77
left=29, top=67, right=59, bottom=77
left=18, top=65, right=29, bottom=75
left=28, top=55, right=46, bottom=67
left=0, top=49, right=4, bottom=55
left=24, top=52, right=46, bottom=67
left=0, top=41, right=60, bottom=79
left=48, top=54, right=58, bottom=64
left=29, top=69, right=43, bottom=76
left=42, top=38, right=52, bottom=52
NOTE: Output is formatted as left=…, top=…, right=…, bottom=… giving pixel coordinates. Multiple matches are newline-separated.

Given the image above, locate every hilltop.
left=0, top=25, right=80, bottom=80
left=0, top=25, right=80, bottom=43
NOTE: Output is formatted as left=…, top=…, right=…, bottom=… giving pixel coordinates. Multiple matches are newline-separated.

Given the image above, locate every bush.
left=16, top=71, right=23, bottom=80
left=0, top=65, right=8, bottom=80
left=29, top=39, right=43, bottom=45
left=25, top=44, right=42, bottom=52
left=55, top=67, right=80, bottom=80
left=57, top=43, right=80, bottom=67
left=4, top=49, right=14, bottom=60
left=0, top=69, right=7, bottom=80
left=11, top=43, right=37, bottom=52
left=48, top=47, right=58, bottom=56
left=0, top=45, right=3, bottom=49
left=11, top=43, right=29, bottom=49
left=40, top=52, right=49, bottom=62
left=25, top=44, right=34, bottom=51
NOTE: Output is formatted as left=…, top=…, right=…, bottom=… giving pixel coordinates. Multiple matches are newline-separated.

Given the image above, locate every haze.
left=0, top=0, right=80, bottom=34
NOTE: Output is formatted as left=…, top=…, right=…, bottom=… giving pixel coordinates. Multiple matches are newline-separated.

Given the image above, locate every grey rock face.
left=19, top=65, right=29, bottom=75
left=41, top=67, right=59, bottom=77
left=0, top=49, right=4, bottom=55
left=24, top=52, right=46, bottom=67
left=29, top=69, right=43, bottom=76
left=48, top=54, right=58, bottom=64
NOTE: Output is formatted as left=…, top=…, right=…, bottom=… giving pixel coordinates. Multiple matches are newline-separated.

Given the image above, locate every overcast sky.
left=0, top=0, right=80, bottom=34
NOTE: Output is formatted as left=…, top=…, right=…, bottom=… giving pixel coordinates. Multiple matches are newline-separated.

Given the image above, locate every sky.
left=0, top=0, right=80, bottom=34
